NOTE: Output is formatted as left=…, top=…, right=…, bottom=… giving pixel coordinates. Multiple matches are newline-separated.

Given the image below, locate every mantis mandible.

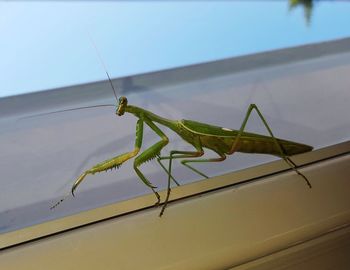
left=51, top=41, right=313, bottom=217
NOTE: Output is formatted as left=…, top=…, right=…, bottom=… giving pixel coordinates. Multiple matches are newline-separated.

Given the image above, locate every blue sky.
left=1, top=1, right=350, bottom=98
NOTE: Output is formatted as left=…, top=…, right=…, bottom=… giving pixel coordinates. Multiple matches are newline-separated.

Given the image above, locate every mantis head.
left=116, top=96, right=128, bottom=116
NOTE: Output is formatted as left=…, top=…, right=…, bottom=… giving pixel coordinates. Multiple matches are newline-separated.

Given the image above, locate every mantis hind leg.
left=230, top=104, right=312, bottom=188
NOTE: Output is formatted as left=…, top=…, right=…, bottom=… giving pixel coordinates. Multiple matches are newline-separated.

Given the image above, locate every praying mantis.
left=50, top=42, right=313, bottom=217
left=55, top=89, right=313, bottom=217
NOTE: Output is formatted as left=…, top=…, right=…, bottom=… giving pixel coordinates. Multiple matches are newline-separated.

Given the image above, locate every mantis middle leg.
left=158, top=140, right=205, bottom=216
left=156, top=156, right=181, bottom=186
left=180, top=151, right=226, bottom=178
left=229, top=104, right=312, bottom=188
left=158, top=150, right=227, bottom=215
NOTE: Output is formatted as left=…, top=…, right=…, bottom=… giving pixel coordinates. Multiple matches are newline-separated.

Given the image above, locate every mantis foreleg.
left=230, top=104, right=312, bottom=188
left=71, top=119, right=144, bottom=196
left=133, top=117, right=170, bottom=205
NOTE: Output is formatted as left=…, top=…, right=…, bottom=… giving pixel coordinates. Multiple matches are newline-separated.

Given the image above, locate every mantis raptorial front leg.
left=71, top=116, right=174, bottom=204
left=71, top=119, right=144, bottom=196
left=230, top=104, right=312, bottom=188
left=132, top=116, right=171, bottom=205
left=50, top=119, right=145, bottom=210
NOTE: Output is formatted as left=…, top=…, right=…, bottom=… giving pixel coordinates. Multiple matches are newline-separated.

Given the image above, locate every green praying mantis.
left=49, top=42, right=313, bottom=217
left=50, top=83, right=313, bottom=217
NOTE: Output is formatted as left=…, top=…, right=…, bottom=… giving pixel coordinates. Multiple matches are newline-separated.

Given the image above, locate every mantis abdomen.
left=232, top=136, right=312, bottom=156
left=179, top=119, right=313, bottom=157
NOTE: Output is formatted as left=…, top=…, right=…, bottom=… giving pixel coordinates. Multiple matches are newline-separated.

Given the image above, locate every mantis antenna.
left=49, top=34, right=121, bottom=209
left=21, top=104, right=115, bottom=120
left=21, top=34, right=119, bottom=121
left=88, top=32, right=119, bottom=102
